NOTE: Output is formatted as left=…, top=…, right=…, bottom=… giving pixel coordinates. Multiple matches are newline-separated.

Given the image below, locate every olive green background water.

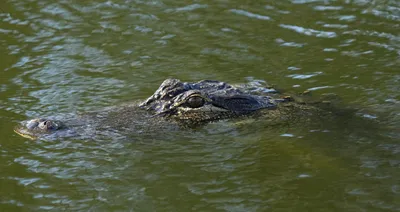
left=0, top=0, right=399, bottom=211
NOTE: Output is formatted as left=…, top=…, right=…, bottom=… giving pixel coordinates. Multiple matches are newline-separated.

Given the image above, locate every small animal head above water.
left=14, top=118, right=64, bottom=140
left=139, top=78, right=277, bottom=122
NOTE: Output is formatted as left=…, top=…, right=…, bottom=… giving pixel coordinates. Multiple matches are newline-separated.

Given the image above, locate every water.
left=1, top=0, right=399, bottom=211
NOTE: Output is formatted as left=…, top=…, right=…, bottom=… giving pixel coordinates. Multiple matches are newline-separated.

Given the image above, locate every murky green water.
left=1, top=0, right=399, bottom=211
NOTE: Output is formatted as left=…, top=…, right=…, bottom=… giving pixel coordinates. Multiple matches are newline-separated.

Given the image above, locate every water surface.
left=0, top=0, right=399, bottom=211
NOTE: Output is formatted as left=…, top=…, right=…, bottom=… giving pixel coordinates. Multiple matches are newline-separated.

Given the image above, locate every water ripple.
left=280, top=24, right=337, bottom=38
left=169, top=4, right=208, bottom=12
left=230, top=9, right=272, bottom=21
left=287, top=72, right=323, bottom=79
left=313, top=6, right=343, bottom=11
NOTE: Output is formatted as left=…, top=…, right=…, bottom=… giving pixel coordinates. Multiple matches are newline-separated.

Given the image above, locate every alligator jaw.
left=14, top=127, right=37, bottom=140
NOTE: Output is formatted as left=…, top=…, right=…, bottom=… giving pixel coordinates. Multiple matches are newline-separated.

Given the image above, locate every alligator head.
left=139, top=79, right=278, bottom=123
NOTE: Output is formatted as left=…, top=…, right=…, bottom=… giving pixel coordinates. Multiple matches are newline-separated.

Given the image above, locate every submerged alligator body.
left=14, top=78, right=327, bottom=140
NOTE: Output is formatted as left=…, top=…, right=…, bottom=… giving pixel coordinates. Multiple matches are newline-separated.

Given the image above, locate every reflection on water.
left=0, top=0, right=399, bottom=211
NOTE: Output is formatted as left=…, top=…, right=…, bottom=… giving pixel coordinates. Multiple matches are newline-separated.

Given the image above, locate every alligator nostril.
left=38, top=120, right=52, bottom=130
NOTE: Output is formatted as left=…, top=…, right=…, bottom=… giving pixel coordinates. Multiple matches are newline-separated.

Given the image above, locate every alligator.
left=14, top=78, right=331, bottom=140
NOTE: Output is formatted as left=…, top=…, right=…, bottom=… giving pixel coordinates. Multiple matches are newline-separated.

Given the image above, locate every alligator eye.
left=187, top=96, right=205, bottom=108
